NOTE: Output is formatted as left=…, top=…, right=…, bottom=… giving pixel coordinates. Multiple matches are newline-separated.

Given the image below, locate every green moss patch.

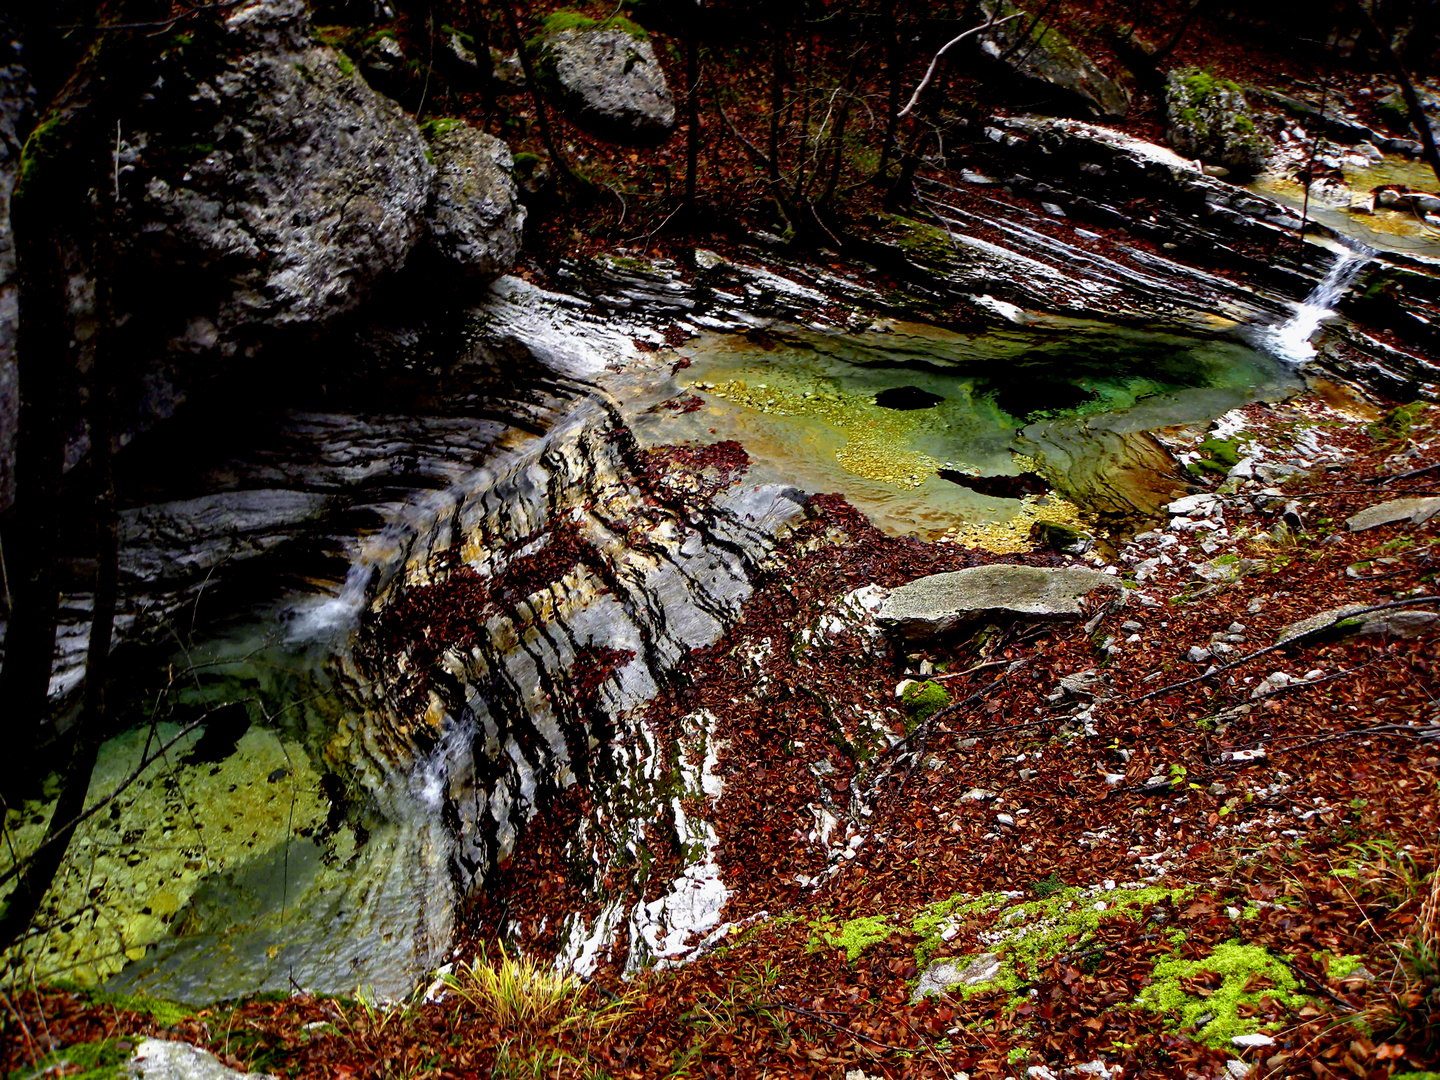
left=21, top=1038, right=131, bottom=1079
left=420, top=116, right=467, bottom=140
left=1367, top=401, right=1427, bottom=445
left=811, top=914, right=894, bottom=962
left=909, top=884, right=1192, bottom=999
left=537, top=10, right=649, bottom=41
left=1136, top=941, right=1308, bottom=1047
left=901, top=680, right=950, bottom=730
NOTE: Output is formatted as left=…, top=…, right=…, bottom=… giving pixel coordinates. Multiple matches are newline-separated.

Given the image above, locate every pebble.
left=1187, top=645, right=1212, bottom=663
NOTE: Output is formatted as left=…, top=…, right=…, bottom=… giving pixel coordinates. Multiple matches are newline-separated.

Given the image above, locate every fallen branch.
left=1122, top=596, right=1440, bottom=705
left=1365, top=462, right=1440, bottom=485
left=772, top=1001, right=913, bottom=1052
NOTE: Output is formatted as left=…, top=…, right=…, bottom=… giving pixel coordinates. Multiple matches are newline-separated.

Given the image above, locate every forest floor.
left=5, top=391, right=1438, bottom=1079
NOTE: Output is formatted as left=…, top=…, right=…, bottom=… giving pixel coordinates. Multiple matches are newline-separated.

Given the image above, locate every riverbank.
left=6, top=391, right=1437, bottom=1079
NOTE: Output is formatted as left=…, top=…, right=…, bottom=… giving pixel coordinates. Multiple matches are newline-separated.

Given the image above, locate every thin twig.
left=771, top=1001, right=911, bottom=1052
left=0, top=707, right=241, bottom=892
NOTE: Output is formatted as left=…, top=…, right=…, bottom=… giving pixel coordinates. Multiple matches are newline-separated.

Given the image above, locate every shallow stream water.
left=0, top=312, right=1303, bottom=1002
left=637, top=321, right=1301, bottom=539
left=1250, top=153, right=1440, bottom=257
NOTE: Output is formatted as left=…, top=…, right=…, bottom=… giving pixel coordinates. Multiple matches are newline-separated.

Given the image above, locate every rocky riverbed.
left=2, top=0, right=1440, bottom=1075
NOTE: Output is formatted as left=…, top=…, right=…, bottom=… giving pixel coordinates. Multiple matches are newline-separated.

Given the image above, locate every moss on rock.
left=901, top=680, right=951, bottom=729
left=1165, top=68, right=1268, bottom=173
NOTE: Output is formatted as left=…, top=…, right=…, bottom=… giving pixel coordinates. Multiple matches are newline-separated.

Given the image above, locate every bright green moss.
left=909, top=885, right=1192, bottom=997
left=336, top=52, right=356, bottom=78
left=538, top=10, right=649, bottom=41
left=812, top=914, right=894, bottom=962
left=901, top=680, right=950, bottom=729
left=1137, top=941, right=1308, bottom=1047
left=420, top=116, right=466, bottom=140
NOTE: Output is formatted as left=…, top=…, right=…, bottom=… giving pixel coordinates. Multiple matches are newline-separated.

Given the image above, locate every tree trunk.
left=1354, top=0, right=1440, bottom=187
left=876, top=0, right=902, bottom=183
left=683, top=31, right=699, bottom=212
left=0, top=117, right=71, bottom=816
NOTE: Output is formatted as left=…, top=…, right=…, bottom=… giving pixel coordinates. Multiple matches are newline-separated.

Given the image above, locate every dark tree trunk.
left=684, top=31, right=699, bottom=211
left=876, top=0, right=904, bottom=183
left=0, top=120, right=71, bottom=816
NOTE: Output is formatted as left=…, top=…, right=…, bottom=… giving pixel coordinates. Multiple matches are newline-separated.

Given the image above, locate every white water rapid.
left=1254, top=246, right=1373, bottom=364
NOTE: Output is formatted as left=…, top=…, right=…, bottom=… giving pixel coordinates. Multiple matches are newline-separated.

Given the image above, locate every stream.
left=0, top=267, right=1357, bottom=1002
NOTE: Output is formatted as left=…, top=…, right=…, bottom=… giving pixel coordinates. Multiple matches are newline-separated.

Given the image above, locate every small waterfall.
left=1254, top=246, right=1373, bottom=364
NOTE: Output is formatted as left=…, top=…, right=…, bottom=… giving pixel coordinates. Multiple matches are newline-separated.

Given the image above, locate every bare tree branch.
left=896, top=12, right=1020, bottom=120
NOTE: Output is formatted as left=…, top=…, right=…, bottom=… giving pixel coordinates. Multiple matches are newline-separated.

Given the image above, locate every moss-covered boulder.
left=532, top=11, right=675, bottom=144
left=977, top=0, right=1128, bottom=119
left=1165, top=69, right=1269, bottom=174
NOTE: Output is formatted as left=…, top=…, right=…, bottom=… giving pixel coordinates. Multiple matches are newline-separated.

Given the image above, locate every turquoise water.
left=640, top=321, right=1301, bottom=537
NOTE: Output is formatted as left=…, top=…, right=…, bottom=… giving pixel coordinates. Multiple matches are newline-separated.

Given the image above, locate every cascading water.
left=1254, top=245, right=1373, bottom=364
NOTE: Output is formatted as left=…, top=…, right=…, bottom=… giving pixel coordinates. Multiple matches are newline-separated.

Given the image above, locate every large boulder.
left=977, top=0, right=1128, bottom=120
left=534, top=14, right=675, bottom=143
left=1164, top=69, right=1269, bottom=174
left=878, top=564, right=1121, bottom=640
left=0, top=0, right=441, bottom=514
left=423, top=121, right=526, bottom=280
left=132, top=0, right=435, bottom=342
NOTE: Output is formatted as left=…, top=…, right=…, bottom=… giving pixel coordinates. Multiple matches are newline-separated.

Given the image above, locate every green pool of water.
left=638, top=321, right=1300, bottom=539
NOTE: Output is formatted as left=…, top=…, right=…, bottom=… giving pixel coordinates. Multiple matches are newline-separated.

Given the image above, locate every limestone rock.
left=536, top=22, right=675, bottom=143
left=878, top=564, right=1121, bottom=640
left=1165, top=69, right=1268, bottom=173
left=1031, top=519, right=1094, bottom=554
left=118, top=490, right=334, bottom=585
left=135, top=0, right=434, bottom=338
left=911, top=952, right=1002, bottom=1002
left=977, top=0, right=1128, bottom=119
left=423, top=122, right=526, bottom=280
left=130, top=1039, right=275, bottom=1079
left=1346, top=496, right=1440, bottom=531
left=1275, top=603, right=1438, bottom=645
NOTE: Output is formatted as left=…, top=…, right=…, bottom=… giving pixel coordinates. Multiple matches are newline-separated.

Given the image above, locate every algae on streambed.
left=0, top=622, right=446, bottom=1003
left=639, top=324, right=1297, bottom=542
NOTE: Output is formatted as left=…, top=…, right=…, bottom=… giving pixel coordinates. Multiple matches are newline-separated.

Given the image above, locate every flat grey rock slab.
left=1346, top=497, right=1440, bottom=532
left=878, top=564, right=1120, bottom=640
left=1275, top=603, right=1438, bottom=645
left=911, top=952, right=1002, bottom=1002
left=130, top=1039, right=275, bottom=1079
